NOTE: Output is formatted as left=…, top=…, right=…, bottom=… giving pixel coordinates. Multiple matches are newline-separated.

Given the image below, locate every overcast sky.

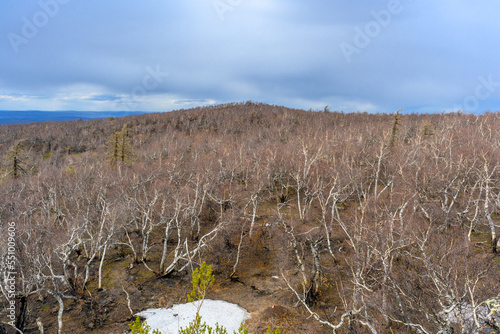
left=1, top=1, right=499, bottom=113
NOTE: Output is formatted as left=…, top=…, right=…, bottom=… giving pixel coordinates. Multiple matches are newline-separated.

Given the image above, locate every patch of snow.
left=439, top=302, right=488, bottom=332
left=136, top=299, right=249, bottom=334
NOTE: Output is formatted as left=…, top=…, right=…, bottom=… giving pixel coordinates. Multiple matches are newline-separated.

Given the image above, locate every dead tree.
left=481, top=160, right=499, bottom=252
left=305, top=238, right=323, bottom=305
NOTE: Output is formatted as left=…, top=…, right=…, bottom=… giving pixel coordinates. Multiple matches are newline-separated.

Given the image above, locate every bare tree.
left=480, top=159, right=499, bottom=252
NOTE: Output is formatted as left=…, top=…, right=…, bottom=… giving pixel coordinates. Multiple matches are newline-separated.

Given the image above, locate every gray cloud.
left=1, top=1, right=499, bottom=113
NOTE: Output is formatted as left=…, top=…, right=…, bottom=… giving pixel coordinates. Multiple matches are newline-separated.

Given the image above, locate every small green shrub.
left=264, top=327, right=281, bottom=334
left=129, top=316, right=162, bottom=334
left=187, top=261, right=215, bottom=304
left=66, top=165, right=75, bottom=175
left=178, top=314, right=228, bottom=334
left=129, top=262, right=279, bottom=334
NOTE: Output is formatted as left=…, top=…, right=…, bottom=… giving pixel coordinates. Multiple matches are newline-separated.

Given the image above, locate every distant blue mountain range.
left=0, top=110, right=150, bottom=125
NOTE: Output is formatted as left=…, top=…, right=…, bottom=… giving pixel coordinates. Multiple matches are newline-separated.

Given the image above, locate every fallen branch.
left=122, top=285, right=134, bottom=317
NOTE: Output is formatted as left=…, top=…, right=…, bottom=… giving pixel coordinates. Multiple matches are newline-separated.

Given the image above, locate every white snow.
left=136, top=299, right=249, bottom=334
left=439, top=302, right=488, bottom=332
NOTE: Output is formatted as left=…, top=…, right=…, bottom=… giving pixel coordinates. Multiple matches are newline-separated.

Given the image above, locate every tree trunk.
left=46, top=290, right=64, bottom=334
left=248, top=194, right=258, bottom=238
left=484, top=173, right=497, bottom=253
left=159, top=223, right=171, bottom=273
left=56, top=294, right=64, bottom=334
left=36, top=317, right=44, bottom=334
left=307, top=240, right=322, bottom=305
left=15, top=296, right=27, bottom=331
left=98, top=243, right=108, bottom=290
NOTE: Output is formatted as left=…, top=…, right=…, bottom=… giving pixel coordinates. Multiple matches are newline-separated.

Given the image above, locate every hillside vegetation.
left=0, top=102, right=499, bottom=333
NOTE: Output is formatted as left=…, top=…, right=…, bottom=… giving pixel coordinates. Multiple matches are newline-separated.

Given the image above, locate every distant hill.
left=0, top=110, right=149, bottom=125
left=0, top=102, right=498, bottom=334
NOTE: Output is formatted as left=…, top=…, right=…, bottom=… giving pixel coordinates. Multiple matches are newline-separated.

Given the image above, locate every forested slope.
left=0, top=102, right=499, bottom=333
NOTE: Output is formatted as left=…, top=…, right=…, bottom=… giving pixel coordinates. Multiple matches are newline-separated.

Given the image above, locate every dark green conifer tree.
left=5, top=139, right=29, bottom=178
left=107, top=124, right=133, bottom=167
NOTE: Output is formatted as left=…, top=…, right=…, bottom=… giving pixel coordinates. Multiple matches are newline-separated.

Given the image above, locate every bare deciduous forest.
left=0, top=102, right=499, bottom=333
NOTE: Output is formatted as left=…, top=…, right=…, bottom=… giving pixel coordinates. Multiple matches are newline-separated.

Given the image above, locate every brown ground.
left=19, top=220, right=337, bottom=334
left=16, top=201, right=496, bottom=334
